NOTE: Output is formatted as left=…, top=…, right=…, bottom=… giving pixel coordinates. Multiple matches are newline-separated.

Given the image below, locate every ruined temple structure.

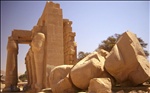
left=3, top=1, right=150, bottom=93
left=3, top=1, right=77, bottom=92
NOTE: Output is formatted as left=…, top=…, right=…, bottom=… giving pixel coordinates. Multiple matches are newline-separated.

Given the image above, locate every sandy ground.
left=1, top=82, right=150, bottom=93
left=0, top=82, right=26, bottom=92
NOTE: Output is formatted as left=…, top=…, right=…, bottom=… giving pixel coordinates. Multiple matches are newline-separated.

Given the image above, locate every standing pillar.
left=3, top=36, right=20, bottom=92
left=31, top=33, right=45, bottom=92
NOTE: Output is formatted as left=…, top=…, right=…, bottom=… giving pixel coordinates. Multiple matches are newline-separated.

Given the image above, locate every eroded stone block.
left=105, top=31, right=150, bottom=86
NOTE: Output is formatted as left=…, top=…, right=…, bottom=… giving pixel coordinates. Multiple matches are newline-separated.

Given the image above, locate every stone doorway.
left=3, top=30, right=32, bottom=92
left=18, top=44, right=30, bottom=81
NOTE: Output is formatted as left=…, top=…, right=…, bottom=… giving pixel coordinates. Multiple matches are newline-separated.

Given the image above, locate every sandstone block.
left=70, top=52, right=106, bottom=89
left=105, top=31, right=150, bottom=86
left=98, top=49, right=109, bottom=59
left=88, top=78, right=112, bottom=93
left=53, top=77, right=76, bottom=93
left=49, top=65, right=73, bottom=92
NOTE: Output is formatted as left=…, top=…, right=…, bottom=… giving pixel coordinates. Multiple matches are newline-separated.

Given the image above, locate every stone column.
left=29, top=48, right=37, bottom=92
left=3, top=36, right=20, bottom=92
left=23, top=48, right=37, bottom=92
left=24, top=50, right=32, bottom=90
left=31, top=33, right=45, bottom=92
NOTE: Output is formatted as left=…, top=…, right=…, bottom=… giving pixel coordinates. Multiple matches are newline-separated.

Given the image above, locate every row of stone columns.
left=3, top=33, right=46, bottom=92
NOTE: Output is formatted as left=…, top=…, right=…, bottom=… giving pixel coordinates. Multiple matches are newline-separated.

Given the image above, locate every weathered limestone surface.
left=3, top=36, right=20, bottom=92
left=105, top=31, right=150, bottom=86
left=49, top=65, right=73, bottom=92
left=31, top=33, right=45, bottom=92
left=70, top=52, right=106, bottom=90
left=88, top=78, right=112, bottom=93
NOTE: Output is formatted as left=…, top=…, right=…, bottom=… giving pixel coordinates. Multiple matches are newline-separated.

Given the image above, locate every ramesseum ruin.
left=2, top=1, right=150, bottom=93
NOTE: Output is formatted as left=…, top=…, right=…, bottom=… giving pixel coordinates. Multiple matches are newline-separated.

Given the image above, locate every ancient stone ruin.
left=2, top=1, right=150, bottom=93
left=47, top=31, right=150, bottom=93
left=3, top=2, right=77, bottom=92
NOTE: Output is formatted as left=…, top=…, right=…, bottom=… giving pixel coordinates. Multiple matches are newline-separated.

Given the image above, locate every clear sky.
left=1, top=1, right=149, bottom=74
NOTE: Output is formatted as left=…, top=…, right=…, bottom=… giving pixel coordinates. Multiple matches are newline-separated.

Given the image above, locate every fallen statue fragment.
left=49, top=31, right=150, bottom=93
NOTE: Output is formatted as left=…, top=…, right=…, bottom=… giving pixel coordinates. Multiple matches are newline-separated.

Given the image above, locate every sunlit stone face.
left=31, top=33, right=45, bottom=51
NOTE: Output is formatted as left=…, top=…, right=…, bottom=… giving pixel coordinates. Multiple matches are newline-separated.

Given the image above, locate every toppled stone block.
left=53, top=77, right=76, bottom=93
left=70, top=52, right=106, bottom=89
left=49, top=65, right=73, bottom=92
left=88, top=78, right=112, bottom=93
left=98, top=49, right=110, bottom=59
left=105, top=31, right=150, bottom=86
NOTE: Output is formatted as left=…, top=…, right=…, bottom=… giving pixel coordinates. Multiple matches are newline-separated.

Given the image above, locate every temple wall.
left=3, top=1, right=77, bottom=92
left=63, top=19, right=77, bottom=65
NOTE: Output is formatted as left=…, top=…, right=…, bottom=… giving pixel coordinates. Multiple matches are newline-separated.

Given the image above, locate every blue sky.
left=1, top=1, right=149, bottom=74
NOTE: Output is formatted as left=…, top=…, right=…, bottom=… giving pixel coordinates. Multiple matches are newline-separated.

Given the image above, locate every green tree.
left=96, top=33, right=149, bottom=57
left=19, top=71, right=27, bottom=82
left=77, top=33, right=149, bottom=62
left=77, top=51, right=90, bottom=61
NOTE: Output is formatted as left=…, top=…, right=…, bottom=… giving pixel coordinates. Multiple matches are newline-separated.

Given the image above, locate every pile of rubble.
left=46, top=31, right=150, bottom=93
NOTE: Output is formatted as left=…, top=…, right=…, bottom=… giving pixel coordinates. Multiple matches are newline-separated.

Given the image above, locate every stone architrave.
left=88, top=78, right=112, bottom=93
left=49, top=65, right=73, bottom=92
left=70, top=52, right=106, bottom=90
left=31, top=33, right=45, bottom=92
left=3, top=36, right=20, bottom=92
left=105, top=31, right=150, bottom=86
